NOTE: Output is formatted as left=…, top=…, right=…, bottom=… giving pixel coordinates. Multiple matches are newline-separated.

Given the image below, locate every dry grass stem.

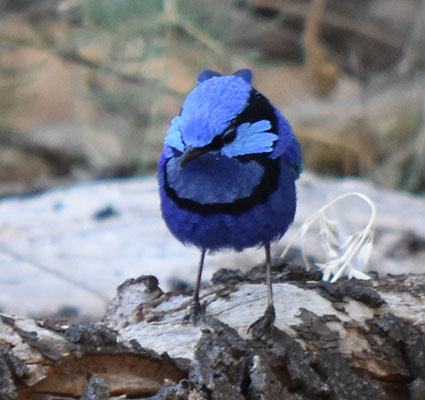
left=281, top=192, right=376, bottom=282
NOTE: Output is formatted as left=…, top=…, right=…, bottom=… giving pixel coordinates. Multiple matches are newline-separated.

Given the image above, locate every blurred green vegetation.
left=0, top=0, right=424, bottom=194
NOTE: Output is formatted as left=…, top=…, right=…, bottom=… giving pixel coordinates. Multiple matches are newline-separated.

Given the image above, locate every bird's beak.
left=179, top=146, right=209, bottom=168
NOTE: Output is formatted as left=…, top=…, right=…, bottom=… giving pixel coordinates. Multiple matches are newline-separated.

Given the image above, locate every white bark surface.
left=2, top=269, right=425, bottom=399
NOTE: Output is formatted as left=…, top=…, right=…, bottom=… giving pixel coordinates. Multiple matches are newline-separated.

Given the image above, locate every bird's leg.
left=265, top=243, right=274, bottom=308
left=248, top=244, right=276, bottom=334
left=186, top=248, right=206, bottom=324
left=264, top=243, right=276, bottom=322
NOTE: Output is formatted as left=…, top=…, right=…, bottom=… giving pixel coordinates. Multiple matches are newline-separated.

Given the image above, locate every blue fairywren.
left=158, top=69, right=302, bottom=324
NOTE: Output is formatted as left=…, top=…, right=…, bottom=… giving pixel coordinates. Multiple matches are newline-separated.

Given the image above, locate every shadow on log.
left=2, top=263, right=425, bottom=399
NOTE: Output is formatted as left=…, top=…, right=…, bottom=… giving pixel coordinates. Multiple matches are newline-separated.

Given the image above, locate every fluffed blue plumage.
left=158, top=69, right=302, bottom=323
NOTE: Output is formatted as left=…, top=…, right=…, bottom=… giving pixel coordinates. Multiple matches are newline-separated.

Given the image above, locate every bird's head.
left=163, top=69, right=283, bottom=167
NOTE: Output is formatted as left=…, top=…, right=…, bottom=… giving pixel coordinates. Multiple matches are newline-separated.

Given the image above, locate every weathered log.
left=2, top=263, right=425, bottom=399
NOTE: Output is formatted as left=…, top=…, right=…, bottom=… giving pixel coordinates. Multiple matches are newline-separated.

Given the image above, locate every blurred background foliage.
left=0, top=0, right=424, bottom=196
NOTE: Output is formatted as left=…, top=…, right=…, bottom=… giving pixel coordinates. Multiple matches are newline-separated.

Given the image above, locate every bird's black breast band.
left=163, top=88, right=281, bottom=216
left=164, top=157, right=279, bottom=216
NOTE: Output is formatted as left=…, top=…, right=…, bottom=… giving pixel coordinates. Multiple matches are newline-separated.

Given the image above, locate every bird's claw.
left=183, top=300, right=206, bottom=325
left=248, top=304, right=276, bottom=336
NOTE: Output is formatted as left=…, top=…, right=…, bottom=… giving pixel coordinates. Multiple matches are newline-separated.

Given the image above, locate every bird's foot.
left=247, top=304, right=276, bottom=336
left=183, top=300, right=206, bottom=325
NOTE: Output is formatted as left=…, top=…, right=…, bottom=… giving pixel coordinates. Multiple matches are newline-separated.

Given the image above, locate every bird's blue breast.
left=165, top=152, right=264, bottom=205
left=159, top=155, right=296, bottom=251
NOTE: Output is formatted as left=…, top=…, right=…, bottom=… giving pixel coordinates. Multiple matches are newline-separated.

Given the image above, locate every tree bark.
left=2, top=264, right=425, bottom=399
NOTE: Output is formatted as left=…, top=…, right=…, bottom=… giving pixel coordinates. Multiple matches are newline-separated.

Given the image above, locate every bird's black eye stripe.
left=221, top=129, right=236, bottom=144
left=211, top=88, right=277, bottom=149
left=203, top=88, right=277, bottom=151
left=231, top=88, right=278, bottom=135
left=208, top=134, right=225, bottom=150
left=203, top=128, right=236, bottom=151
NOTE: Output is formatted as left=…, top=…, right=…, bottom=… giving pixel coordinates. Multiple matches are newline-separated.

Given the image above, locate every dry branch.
left=2, top=264, right=425, bottom=399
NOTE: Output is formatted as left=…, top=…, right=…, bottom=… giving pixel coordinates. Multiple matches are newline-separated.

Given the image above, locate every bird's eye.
left=222, top=130, right=236, bottom=144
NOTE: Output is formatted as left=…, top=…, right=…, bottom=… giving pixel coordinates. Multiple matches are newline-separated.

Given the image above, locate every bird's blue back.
left=158, top=70, right=302, bottom=252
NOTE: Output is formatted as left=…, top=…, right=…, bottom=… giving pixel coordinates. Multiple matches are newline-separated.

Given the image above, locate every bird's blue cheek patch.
left=221, top=120, right=278, bottom=158
left=164, top=116, right=184, bottom=156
